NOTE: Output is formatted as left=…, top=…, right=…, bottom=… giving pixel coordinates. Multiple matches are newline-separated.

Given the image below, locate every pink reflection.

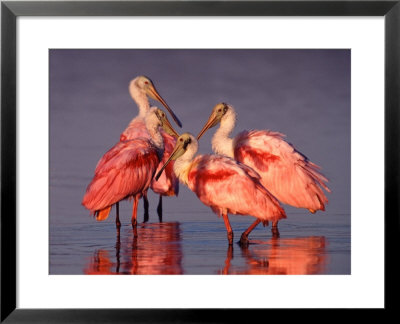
left=84, top=222, right=183, bottom=275
left=220, top=236, right=327, bottom=275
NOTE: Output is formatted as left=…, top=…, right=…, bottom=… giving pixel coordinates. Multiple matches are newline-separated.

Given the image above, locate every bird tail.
left=95, top=206, right=112, bottom=221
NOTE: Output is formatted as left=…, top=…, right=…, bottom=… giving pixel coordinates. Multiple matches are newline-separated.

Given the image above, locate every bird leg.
left=132, top=224, right=138, bottom=239
left=239, top=219, right=261, bottom=247
left=131, top=194, right=139, bottom=228
left=157, top=195, right=163, bottom=222
left=222, top=212, right=234, bottom=245
left=143, top=191, right=149, bottom=223
left=271, top=221, right=280, bottom=238
left=115, top=202, right=121, bottom=228
left=115, top=226, right=121, bottom=274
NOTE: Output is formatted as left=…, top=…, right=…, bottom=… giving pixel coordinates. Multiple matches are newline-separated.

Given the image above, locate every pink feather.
left=234, top=129, right=330, bottom=211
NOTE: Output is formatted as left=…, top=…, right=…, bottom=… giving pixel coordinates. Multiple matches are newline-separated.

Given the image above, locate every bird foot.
left=271, top=226, right=280, bottom=238
left=238, top=234, right=250, bottom=247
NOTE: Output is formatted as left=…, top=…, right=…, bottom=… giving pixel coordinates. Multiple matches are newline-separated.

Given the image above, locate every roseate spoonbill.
left=197, top=103, right=330, bottom=236
left=119, top=76, right=182, bottom=222
left=82, top=108, right=179, bottom=228
left=155, top=133, right=286, bottom=245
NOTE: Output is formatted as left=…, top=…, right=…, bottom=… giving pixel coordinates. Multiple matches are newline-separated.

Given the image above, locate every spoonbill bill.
left=197, top=103, right=330, bottom=236
left=155, top=133, right=286, bottom=245
left=82, top=108, right=179, bottom=228
left=119, top=76, right=182, bottom=222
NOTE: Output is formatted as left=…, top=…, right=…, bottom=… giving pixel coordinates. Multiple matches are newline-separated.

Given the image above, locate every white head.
left=197, top=102, right=237, bottom=140
left=145, top=107, right=179, bottom=139
left=154, top=133, right=198, bottom=181
left=129, top=75, right=182, bottom=128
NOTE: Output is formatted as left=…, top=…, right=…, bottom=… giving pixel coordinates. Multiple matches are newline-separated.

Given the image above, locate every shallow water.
left=49, top=49, right=350, bottom=275
left=50, top=202, right=350, bottom=274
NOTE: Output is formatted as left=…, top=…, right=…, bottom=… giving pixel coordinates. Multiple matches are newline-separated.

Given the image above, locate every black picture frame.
left=1, top=0, right=398, bottom=322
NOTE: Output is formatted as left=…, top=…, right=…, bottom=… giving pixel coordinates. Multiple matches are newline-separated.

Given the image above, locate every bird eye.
left=144, top=81, right=149, bottom=85
left=179, top=138, right=183, bottom=142
left=218, top=109, right=222, bottom=112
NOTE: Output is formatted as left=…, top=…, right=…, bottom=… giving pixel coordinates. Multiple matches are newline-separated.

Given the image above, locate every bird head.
left=132, top=75, right=183, bottom=128
left=197, top=102, right=230, bottom=140
left=146, top=107, right=180, bottom=139
left=155, top=133, right=195, bottom=181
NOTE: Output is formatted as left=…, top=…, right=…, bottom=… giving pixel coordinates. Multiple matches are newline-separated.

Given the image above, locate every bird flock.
left=82, top=76, right=330, bottom=246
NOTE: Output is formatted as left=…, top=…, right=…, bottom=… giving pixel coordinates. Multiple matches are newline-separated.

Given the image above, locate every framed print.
left=1, top=0, right=399, bottom=322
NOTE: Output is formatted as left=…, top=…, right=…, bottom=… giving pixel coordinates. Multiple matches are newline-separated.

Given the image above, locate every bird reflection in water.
left=219, top=236, right=327, bottom=275
left=84, top=222, right=183, bottom=275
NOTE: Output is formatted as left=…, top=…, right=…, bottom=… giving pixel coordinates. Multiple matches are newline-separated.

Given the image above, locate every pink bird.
left=119, top=76, right=181, bottom=222
left=197, top=103, right=330, bottom=236
left=82, top=108, right=179, bottom=228
left=155, top=133, right=286, bottom=245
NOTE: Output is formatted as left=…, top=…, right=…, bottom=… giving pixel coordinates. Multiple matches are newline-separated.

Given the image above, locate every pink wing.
left=94, top=117, right=149, bottom=174
left=234, top=130, right=330, bottom=211
left=187, top=155, right=286, bottom=222
left=119, top=118, right=179, bottom=197
left=82, top=139, right=159, bottom=213
left=119, top=117, right=149, bottom=141
left=150, top=131, right=179, bottom=196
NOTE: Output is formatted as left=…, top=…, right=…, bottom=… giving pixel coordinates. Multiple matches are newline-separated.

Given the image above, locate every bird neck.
left=129, top=82, right=150, bottom=118
left=146, top=122, right=164, bottom=158
left=212, top=110, right=236, bottom=158
left=173, top=143, right=198, bottom=185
